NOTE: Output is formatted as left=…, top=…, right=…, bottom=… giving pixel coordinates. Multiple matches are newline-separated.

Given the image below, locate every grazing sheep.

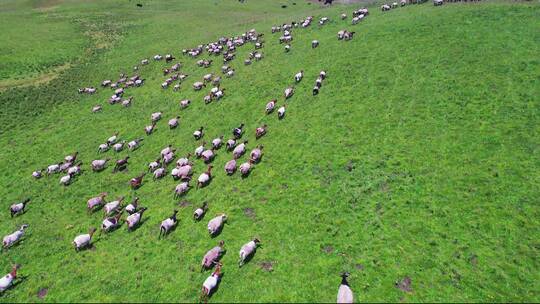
left=114, top=156, right=129, bottom=172
left=341, top=13, right=347, bottom=20
left=151, top=112, right=162, bottom=123
left=212, top=136, right=224, bottom=149
left=159, top=210, right=178, bottom=237
left=67, top=162, right=82, bottom=176
left=121, top=97, right=133, bottom=107
left=104, top=196, right=124, bottom=215
left=233, top=141, right=248, bottom=159
left=226, top=69, right=235, bottom=78
left=102, top=212, right=123, bottom=232
left=32, top=169, right=43, bottom=179
left=203, top=73, right=213, bottom=82
left=128, top=138, right=144, bottom=150
left=91, top=158, right=110, bottom=172
left=3, top=225, right=29, bottom=248
left=130, top=173, right=145, bottom=189
left=239, top=238, right=260, bottom=266
left=207, top=214, right=226, bottom=236
left=145, top=123, right=156, bottom=135
left=202, top=240, right=225, bottom=270
left=113, top=141, right=126, bottom=152
left=73, top=228, right=97, bottom=251
left=239, top=160, right=253, bottom=176
left=92, top=105, right=102, bottom=113
left=0, top=265, right=20, bottom=292
left=201, top=149, right=215, bottom=163
left=193, top=82, right=206, bottom=91
left=195, top=142, right=206, bottom=158
left=343, top=31, right=356, bottom=41
left=313, top=86, right=320, bottom=96
left=107, top=132, right=119, bottom=145
left=10, top=198, right=30, bottom=217
left=312, top=40, right=319, bottom=48
left=201, top=263, right=222, bottom=300
left=46, top=163, right=61, bottom=175
left=59, top=173, right=74, bottom=186
left=224, top=159, right=237, bottom=175
left=176, top=154, right=191, bottom=167
left=197, top=165, right=213, bottom=188
left=277, top=105, right=286, bottom=119
left=433, top=0, right=443, bottom=5
left=382, top=4, right=391, bottom=11
left=337, top=273, right=354, bottom=303
left=255, top=124, right=267, bottom=139
left=250, top=145, right=263, bottom=163
left=266, top=99, right=276, bottom=114
left=294, top=71, right=304, bottom=83
left=126, top=207, right=148, bottom=231
left=193, top=202, right=209, bottom=221
left=87, top=193, right=107, bottom=212
left=153, top=167, right=167, bottom=180
left=284, top=44, right=291, bottom=52
left=180, top=99, right=191, bottom=109
left=174, top=182, right=191, bottom=198
left=284, top=86, right=294, bottom=99
left=226, top=138, right=236, bottom=151
left=169, top=116, right=180, bottom=129
left=392, top=2, right=398, bottom=8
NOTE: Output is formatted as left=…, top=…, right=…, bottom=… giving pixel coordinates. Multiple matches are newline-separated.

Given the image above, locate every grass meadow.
left=0, top=0, right=538, bottom=302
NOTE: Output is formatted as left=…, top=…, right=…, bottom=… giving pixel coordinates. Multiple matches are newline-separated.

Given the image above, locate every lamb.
left=195, top=142, right=206, bottom=158
left=239, top=238, right=260, bottom=266
left=67, top=162, right=82, bottom=176
left=294, top=70, right=304, bottom=83
left=91, top=158, right=110, bottom=172
left=197, top=165, right=213, bottom=188
left=193, top=202, right=209, bottom=221
left=226, top=69, right=235, bottom=78
left=392, top=2, right=398, bottom=8
left=381, top=4, right=391, bottom=11
left=73, top=228, right=97, bottom=251
left=174, top=182, right=191, bottom=198
left=125, top=197, right=139, bottom=215
left=193, top=127, right=204, bottom=140
left=126, top=207, right=148, bottom=231
left=10, top=198, right=30, bottom=217
left=312, top=40, right=319, bottom=48
left=313, top=86, right=320, bottom=96
left=121, top=97, right=133, bottom=107
left=203, top=73, right=213, bottom=82
left=32, top=170, right=43, bottom=179
left=343, top=31, right=356, bottom=41
left=87, top=193, right=107, bottom=212
left=337, top=273, right=354, bottom=303
left=107, top=132, right=119, bottom=145
left=233, top=123, right=244, bottom=139
left=341, top=13, right=347, bottom=20
left=159, top=210, right=178, bottom=237
left=3, top=225, right=29, bottom=248
left=277, top=105, right=286, bottom=119
left=202, top=240, right=225, bottom=270
left=128, top=138, right=144, bottom=150
left=285, top=44, right=291, bottom=52
left=163, top=150, right=175, bottom=164
left=207, top=214, right=226, bottom=236
left=161, top=145, right=174, bottom=157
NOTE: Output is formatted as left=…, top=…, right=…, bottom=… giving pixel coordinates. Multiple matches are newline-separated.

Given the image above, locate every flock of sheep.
left=2, top=1, right=448, bottom=301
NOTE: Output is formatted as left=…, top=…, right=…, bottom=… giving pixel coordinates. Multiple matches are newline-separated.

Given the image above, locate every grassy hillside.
left=0, top=0, right=538, bottom=302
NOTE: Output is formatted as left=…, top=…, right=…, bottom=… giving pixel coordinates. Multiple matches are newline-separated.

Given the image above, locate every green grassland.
left=0, top=0, right=539, bottom=302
